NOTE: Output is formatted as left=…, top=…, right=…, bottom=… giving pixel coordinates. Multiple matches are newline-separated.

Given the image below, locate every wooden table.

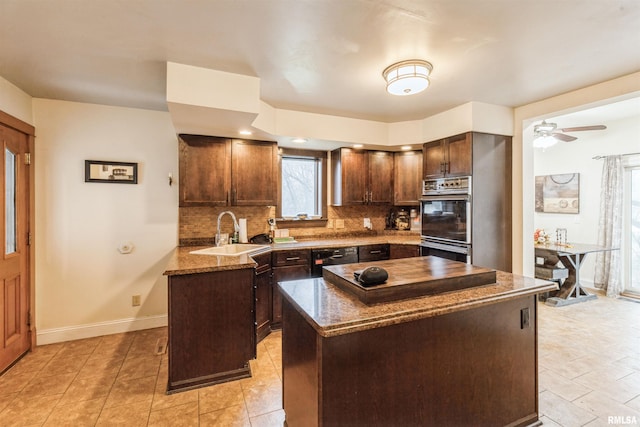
left=534, top=242, right=618, bottom=307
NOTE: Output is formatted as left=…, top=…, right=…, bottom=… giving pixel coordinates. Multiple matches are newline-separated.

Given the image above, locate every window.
left=279, top=149, right=327, bottom=219
left=5, top=148, right=17, bottom=254
left=624, top=165, right=640, bottom=294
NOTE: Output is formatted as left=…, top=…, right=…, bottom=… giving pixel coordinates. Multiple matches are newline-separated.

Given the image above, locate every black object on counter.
left=354, top=266, right=389, bottom=287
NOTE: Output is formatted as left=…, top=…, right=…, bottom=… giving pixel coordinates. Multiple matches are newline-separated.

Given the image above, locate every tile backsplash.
left=179, top=205, right=414, bottom=245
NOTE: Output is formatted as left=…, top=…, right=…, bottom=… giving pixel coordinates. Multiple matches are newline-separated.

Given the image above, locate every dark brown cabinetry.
left=331, top=148, right=394, bottom=205
left=271, top=249, right=311, bottom=327
left=423, top=132, right=472, bottom=179
left=423, top=131, right=512, bottom=271
left=389, top=244, right=420, bottom=259
left=358, top=244, right=390, bottom=262
left=231, top=139, right=278, bottom=206
left=393, top=150, right=423, bottom=206
left=178, top=135, right=277, bottom=207
left=253, top=252, right=272, bottom=343
left=167, top=269, right=255, bottom=393
left=179, top=134, right=231, bottom=206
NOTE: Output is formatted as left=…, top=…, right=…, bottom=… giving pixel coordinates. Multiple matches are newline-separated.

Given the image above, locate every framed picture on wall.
left=85, top=160, right=138, bottom=184
left=535, top=173, right=580, bottom=214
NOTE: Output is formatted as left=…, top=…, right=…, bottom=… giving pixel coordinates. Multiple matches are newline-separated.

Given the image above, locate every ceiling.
left=1, top=0, right=639, bottom=127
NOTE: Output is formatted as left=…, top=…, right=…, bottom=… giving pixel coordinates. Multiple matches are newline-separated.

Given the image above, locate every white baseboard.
left=36, top=314, right=168, bottom=345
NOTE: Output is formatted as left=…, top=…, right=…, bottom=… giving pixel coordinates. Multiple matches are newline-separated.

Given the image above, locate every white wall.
left=533, top=115, right=640, bottom=286
left=33, top=99, right=179, bottom=344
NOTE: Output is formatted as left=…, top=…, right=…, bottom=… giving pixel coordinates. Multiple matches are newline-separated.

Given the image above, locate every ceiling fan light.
left=533, top=135, right=558, bottom=149
left=383, top=60, right=432, bottom=96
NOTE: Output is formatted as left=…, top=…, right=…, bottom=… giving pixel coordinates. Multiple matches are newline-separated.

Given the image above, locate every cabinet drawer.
left=358, top=244, right=390, bottom=262
left=272, top=249, right=311, bottom=267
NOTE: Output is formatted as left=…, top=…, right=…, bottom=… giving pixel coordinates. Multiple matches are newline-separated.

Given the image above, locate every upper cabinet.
left=393, top=150, right=423, bottom=206
left=231, top=139, right=278, bottom=206
left=331, top=148, right=393, bottom=206
left=179, top=135, right=231, bottom=206
left=179, top=135, right=277, bottom=207
left=423, top=133, right=472, bottom=179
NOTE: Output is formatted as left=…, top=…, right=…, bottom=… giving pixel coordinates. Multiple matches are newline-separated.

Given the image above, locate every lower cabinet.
left=358, top=244, right=390, bottom=262
left=167, top=269, right=255, bottom=393
left=253, top=252, right=272, bottom=343
left=271, top=249, right=311, bottom=328
left=390, top=244, right=421, bottom=259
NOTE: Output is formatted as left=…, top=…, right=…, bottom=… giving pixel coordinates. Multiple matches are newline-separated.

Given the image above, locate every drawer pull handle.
left=370, top=250, right=382, bottom=254
left=286, top=257, right=301, bottom=261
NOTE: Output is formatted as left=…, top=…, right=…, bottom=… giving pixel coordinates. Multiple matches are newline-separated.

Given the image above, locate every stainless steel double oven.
left=420, top=176, right=471, bottom=263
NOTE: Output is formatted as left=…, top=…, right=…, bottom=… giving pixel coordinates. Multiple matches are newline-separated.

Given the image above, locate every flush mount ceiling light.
left=382, top=60, right=433, bottom=96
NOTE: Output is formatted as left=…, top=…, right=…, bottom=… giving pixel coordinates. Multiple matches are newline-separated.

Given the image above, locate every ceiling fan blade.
left=558, top=125, right=607, bottom=132
left=552, top=132, right=577, bottom=142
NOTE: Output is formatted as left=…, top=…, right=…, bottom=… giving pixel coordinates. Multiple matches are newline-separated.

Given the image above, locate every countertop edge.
left=279, top=278, right=558, bottom=338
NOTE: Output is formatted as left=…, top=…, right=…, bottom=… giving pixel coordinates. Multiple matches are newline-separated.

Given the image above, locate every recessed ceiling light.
left=292, top=138, right=307, bottom=143
left=401, top=145, right=412, bottom=150
left=353, top=144, right=364, bottom=148
left=239, top=130, right=252, bottom=135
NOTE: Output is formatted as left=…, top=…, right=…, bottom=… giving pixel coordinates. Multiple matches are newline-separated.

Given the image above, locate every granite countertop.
left=278, top=261, right=558, bottom=337
left=163, top=234, right=422, bottom=276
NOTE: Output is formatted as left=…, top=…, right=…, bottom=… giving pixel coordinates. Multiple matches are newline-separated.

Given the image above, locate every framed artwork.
left=85, top=160, right=138, bottom=184
left=535, top=173, right=579, bottom=214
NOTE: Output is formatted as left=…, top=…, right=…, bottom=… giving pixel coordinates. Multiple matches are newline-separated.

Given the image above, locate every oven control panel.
left=422, top=176, right=471, bottom=195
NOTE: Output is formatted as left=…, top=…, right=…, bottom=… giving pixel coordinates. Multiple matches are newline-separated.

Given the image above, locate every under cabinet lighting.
left=239, top=130, right=252, bottom=135
left=401, top=145, right=412, bottom=150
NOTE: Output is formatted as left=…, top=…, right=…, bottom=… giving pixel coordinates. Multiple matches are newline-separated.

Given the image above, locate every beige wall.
left=0, top=75, right=33, bottom=125
left=32, top=99, right=179, bottom=344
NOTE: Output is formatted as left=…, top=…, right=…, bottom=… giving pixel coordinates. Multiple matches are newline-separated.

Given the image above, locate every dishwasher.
left=311, top=247, right=358, bottom=277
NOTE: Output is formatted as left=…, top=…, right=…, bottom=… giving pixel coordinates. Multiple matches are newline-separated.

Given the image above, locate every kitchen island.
left=278, top=256, right=557, bottom=427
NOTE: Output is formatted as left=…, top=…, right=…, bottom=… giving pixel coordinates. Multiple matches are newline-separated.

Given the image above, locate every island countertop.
left=278, top=257, right=558, bottom=337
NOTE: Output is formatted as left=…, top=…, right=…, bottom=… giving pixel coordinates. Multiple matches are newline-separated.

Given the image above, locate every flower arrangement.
left=534, top=228, right=549, bottom=244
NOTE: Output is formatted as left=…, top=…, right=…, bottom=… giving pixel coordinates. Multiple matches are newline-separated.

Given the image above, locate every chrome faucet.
left=216, top=211, right=240, bottom=246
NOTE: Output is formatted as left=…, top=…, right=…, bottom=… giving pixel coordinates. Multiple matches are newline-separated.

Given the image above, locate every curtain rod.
left=592, top=152, right=640, bottom=160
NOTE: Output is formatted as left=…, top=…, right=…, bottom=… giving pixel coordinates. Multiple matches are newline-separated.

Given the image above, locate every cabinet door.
left=389, top=244, right=420, bottom=259
left=253, top=253, right=272, bottom=342
left=332, top=148, right=367, bottom=205
left=423, top=140, right=445, bottom=179
left=445, top=133, right=472, bottom=177
left=231, top=139, right=278, bottom=206
left=394, top=150, right=423, bottom=205
left=368, top=151, right=394, bottom=204
left=179, top=135, right=231, bottom=206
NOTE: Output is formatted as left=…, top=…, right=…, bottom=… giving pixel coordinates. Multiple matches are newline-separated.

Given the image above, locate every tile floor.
left=0, top=291, right=638, bottom=426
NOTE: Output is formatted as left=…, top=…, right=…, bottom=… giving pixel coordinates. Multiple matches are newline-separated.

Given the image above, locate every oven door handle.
left=420, top=194, right=470, bottom=202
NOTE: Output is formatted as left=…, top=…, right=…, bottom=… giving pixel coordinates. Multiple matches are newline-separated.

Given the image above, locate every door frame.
left=0, top=109, right=36, bottom=349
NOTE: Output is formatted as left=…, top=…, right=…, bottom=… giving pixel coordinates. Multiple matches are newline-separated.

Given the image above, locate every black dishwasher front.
left=311, top=247, right=358, bottom=277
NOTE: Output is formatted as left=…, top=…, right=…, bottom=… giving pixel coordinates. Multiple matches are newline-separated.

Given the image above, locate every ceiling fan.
left=533, top=120, right=607, bottom=142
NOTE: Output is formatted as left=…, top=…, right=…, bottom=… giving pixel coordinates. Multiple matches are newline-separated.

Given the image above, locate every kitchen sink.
left=189, top=244, right=269, bottom=256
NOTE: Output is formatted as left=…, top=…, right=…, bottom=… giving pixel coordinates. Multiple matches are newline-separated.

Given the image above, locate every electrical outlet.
left=364, top=218, right=372, bottom=229
left=132, top=295, right=141, bottom=307
left=335, top=219, right=345, bottom=229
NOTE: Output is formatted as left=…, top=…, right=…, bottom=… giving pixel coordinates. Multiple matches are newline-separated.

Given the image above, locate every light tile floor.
left=0, top=292, right=638, bottom=426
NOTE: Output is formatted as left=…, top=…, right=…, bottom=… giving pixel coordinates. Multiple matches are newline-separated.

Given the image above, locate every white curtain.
left=594, top=155, right=623, bottom=297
